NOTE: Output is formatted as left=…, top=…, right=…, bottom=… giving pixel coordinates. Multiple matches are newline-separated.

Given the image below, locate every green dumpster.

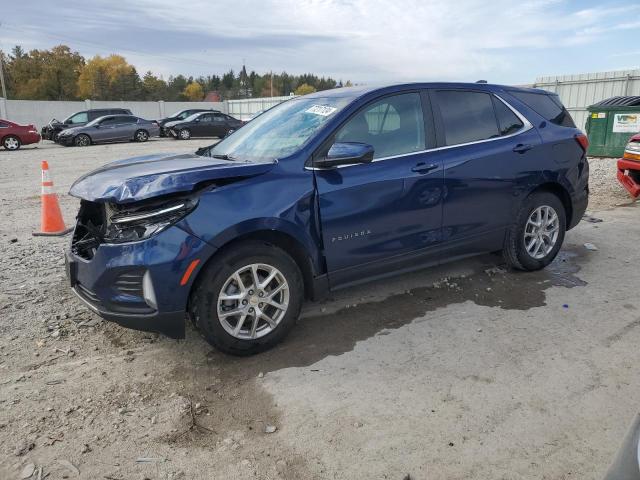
left=585, top=96, right=640, bottom=157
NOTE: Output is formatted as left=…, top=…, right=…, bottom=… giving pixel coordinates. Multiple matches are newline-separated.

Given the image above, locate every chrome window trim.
left=306, top=93, right=533, bottom=171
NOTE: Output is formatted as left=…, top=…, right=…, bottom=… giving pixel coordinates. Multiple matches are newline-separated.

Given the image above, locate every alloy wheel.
left=217, top=263, right=290, bottom=340
left=75, top=135, right=90, bottom=147
left=179, top=129, right=190, bottom=140
left=524, top=205, right=560, bottom=259
left=136, top=130, right=149, bottom=142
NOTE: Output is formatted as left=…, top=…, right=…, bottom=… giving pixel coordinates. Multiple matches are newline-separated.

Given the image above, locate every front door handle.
left=412, top=162, right=439, bottom=174
left=513, top=143, right=533, bottom=154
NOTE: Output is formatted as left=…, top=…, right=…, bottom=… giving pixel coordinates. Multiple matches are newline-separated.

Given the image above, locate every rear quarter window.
left=509, top=91, right=576, bottom=128
left=493, top=97, right=524, bottom=136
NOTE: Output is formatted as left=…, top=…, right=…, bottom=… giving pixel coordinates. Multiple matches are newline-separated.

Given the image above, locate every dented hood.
left=69, top=152, right=276, bottom=204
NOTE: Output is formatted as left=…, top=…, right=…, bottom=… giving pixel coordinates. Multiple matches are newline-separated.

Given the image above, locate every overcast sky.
left=2, top=0, right=639, bottom=85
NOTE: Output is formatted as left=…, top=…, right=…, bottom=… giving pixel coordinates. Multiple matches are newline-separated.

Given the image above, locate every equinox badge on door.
left=332, top=229, right=372, bottom=242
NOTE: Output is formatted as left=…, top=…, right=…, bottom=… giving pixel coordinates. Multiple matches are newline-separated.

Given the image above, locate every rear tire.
left=135, top=129, right=149, bottom=142
left=503, top=192, right=566, bottom=271
left=74, top=134, right=91, bottom=147
left=2, top=135, right=21, bottom=151
left=189, top=240, right=304, bottom=356
left=179, top=128, right=191, bottom=140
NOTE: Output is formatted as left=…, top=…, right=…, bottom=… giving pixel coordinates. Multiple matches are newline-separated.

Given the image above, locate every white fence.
left=0, top=99, right=225, bottom=130
left=227, top=95, right=296, bottom=120
left=532, top=69, right=640, bottom=130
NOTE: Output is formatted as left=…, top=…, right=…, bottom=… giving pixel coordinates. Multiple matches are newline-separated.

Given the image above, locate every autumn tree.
left=183, top=81, right=204, bottom=101
left=1, top=44, right=348, bottom=101
left=294, top=83, right=316, bottom=96
left=77, top=54, right=141, bottom=100
left=6, top=45, right=84, bottom=100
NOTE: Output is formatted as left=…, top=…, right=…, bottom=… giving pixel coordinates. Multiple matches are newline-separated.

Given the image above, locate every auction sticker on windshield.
left=305, top=105, right=337, bottom=116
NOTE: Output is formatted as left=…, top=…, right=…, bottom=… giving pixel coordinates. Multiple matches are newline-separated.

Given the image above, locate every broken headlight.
left=104, top=198, right=198, bottom=244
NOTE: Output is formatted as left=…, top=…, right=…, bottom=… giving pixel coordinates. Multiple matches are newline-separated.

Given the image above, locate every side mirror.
left=314, top=142, right=374, bottom=168
left=94, top=124, right=100, bottom=128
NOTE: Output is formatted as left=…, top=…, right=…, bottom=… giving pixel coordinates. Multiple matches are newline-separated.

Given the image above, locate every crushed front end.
left=617, top=135, right=640, bottom=199
left=66, top=197, right=215, bottom=338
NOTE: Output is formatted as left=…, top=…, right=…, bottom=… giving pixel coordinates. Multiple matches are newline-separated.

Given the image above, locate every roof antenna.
left=476, top=80, right=488, bottom=84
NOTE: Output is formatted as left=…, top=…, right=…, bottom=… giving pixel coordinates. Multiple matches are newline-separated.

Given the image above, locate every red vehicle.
left=0, top=119, right=41, bottom=151
left=618, top=134, right=640, bottom=198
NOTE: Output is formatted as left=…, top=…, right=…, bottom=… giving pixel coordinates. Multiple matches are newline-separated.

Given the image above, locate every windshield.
left=209, top=96, right=352, bottom=161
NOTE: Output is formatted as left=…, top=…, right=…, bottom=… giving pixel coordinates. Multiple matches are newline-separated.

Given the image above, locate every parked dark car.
left=57, top=115, right=160, bottom=146
left=165, top=111, right=244, bottom=140
left=0, top=118, right=41, bottom=150
left=65, top=83, right=589, bottom=355
left=41, top=108, right=133, bottom=141
left=157, top=109, right=220, bottom=136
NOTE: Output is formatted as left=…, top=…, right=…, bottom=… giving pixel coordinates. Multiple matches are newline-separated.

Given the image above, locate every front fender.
left=176, top=168, right=323, bottom=273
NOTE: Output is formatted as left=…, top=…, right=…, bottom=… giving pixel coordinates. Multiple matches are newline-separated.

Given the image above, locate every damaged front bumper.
left=617, top=158, right=640, bottom=198
left=66, top=219, right=216, bottom=339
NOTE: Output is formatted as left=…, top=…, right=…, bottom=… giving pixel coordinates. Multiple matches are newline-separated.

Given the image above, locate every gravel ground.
left=587, top=157, right=633, bottom=210
left=0, top=139, right=638, bottom=480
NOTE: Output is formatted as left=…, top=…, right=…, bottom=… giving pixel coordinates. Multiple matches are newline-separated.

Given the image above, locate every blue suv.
left=66, top=83, right=589, bottom=355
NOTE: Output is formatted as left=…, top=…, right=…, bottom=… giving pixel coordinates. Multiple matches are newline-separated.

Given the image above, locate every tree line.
left=0, top=45, right=351, bottom=101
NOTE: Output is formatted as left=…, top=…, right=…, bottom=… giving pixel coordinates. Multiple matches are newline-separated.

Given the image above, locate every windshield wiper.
left=211, top=154, right=236, bottom=160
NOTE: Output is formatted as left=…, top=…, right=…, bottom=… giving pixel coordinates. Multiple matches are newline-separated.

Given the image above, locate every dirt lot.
left=0, top=139, right=638, bottom=480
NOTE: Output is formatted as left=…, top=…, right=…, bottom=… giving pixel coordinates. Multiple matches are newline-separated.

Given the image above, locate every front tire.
left=74, top=134, right=91, bottom=147
left=189, top=241, right=304, bottom=356
left=503, top=192, right=566, bottom=271
left=2, top=135, right=21, bottom=151
left=135, top=129, right=149, bottom=142
left=178, top=128, right=191, bottom=140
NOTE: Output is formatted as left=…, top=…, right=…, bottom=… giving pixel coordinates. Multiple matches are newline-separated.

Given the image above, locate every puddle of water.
left=197, top=245, right=589, bottom=374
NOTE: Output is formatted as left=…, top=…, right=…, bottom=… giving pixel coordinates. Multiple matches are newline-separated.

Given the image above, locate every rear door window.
left=335, top=92, right=425, bottom=159
left=117, top=116, right=137, bottom=124
left=435, top=90, right=499, bottom=146
left=90, top=111, right=108, bottom=121
left=509, top=91, right=575, bottom=127
left=99, top=117, right=119, bottom=126
left=0, top=122, right=8, bottom=128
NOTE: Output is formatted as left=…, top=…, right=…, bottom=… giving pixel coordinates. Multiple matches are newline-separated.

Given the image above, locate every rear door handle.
left=412, top=162, right=439, bottom=174
left=513, top=143, right=533, bottom=154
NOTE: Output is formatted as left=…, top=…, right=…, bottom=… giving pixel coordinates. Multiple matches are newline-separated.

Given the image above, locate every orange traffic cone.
left=33, top=161, right=72, bottom=236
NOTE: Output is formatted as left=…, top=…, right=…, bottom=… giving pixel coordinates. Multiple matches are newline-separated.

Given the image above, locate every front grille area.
left=71, top=201, right=106, bottom=260
left=114, top=270, right=145, bottom=297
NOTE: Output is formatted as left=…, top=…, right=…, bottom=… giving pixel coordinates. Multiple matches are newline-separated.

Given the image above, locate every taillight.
left=575, top=133, right=589, bottom=153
